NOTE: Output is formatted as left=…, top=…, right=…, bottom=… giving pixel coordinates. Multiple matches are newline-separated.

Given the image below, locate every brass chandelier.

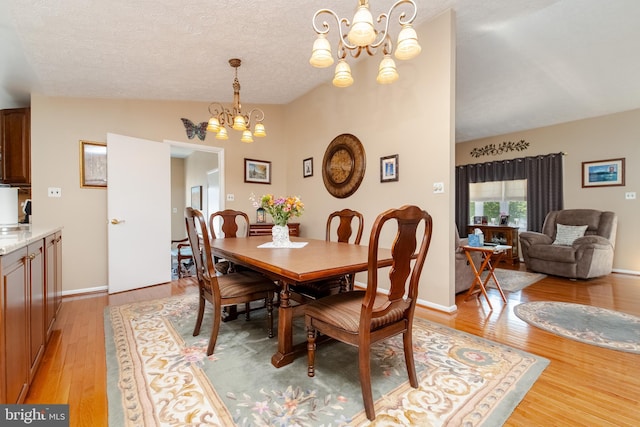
left=310, top=0, right=421, bottom=87
left=206, top=58, right=266, bottom=143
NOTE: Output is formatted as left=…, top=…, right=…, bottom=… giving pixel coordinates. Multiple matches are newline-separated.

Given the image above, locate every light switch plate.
left=433, top=182, right=444, bottom=194
left=226, top=194, right=235, bottom=201
left=625, top=192, right=636, bottom=200
left=48, top=187, right=62, bottom=197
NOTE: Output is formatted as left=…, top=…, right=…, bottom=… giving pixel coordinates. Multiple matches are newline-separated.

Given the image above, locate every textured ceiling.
left=1, top=0, right=640, bottom=142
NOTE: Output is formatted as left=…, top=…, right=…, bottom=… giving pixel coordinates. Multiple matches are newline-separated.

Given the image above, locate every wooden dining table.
left=208, top=235, right=393, bottom=368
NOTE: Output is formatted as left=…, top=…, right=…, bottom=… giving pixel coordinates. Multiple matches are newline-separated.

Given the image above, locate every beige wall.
left=456, top=108, right=640, bottom=273
left=30, top=11, right=459, bottom=310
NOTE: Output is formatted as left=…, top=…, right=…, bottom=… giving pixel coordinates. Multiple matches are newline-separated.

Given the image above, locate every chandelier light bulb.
left=395, top=25, right=421, bottom=60
left=310, top=34, right=334, bottom=68
left=348, top=4, right=376, bottom=47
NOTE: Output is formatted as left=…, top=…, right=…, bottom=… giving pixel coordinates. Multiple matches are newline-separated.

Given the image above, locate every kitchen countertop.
left=0, top=225, right=63, bottom=255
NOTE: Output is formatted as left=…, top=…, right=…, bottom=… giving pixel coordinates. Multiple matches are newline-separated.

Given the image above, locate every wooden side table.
left=462, top=245, right=510, bottom=309
left=249, top=223, right=300, bottom=237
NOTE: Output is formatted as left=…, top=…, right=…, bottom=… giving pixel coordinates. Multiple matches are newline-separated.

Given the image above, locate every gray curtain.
left=455, top=152, right=564, bottom=233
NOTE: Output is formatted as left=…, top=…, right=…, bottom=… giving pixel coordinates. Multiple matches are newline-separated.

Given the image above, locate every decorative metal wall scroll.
left=470, top=139, right=529, bottom=158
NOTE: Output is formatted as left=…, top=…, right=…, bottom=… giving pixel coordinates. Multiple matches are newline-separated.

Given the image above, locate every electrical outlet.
left=48, top=187, right=62, bottom=197
left=625, top=192, right=636, bottom=200
left=226, top=193, right=235, bottom=201
left=433, top=182, right=444, bottom=194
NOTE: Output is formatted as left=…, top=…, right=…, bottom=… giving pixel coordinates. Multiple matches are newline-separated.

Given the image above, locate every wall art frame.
left=80, top=140, right=107, bottom=188
left=380, top=154, right=399, bottom=182
left=303, top=157, right=313, bottom=178
left=581, top=158, right=625, bottom=188
left=191, top=185, right=202, bottom=209
left=244, top=158, right=271, bottom=184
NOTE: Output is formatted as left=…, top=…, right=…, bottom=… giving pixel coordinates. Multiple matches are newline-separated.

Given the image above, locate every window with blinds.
left=469, top=179, right=527, bottom=229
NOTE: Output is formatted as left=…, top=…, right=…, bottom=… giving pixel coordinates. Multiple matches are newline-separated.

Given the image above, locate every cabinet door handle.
left=110, top=219, right=125, bottom=225
left=28, top=253, right=36, bottom=260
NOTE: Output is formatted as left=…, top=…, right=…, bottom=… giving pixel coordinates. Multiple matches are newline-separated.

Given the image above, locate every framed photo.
left=191, top=186, right=202, bottom=209
left=380, top=154, right=399, bottom=182
left=303, top=157, right=313, bottom=178
left=244, top=158, right=271, bottom=184
left=582, top=158, right=625, bottom=188
left=80, top=141, right=107, bottom=188
left=500, top=214, right=510, bottom=225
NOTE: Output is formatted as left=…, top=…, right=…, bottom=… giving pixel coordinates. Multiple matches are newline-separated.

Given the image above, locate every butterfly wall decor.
left=180, top=118, right=208, bottom=141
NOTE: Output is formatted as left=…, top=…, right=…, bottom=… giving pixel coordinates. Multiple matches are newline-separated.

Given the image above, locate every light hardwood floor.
left=26, top=267, right=640, bottom=426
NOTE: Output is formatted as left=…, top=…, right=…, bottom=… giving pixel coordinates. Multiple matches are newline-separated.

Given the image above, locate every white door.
left=107, top=133, right=171, bottom=294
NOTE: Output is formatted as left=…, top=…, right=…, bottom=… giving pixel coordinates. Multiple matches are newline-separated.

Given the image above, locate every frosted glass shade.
left=347, top=5, right=376, bottom=46
left=395, top=25, right=421, bottom=60
left=207, top=117, right=220, bottom=132
left=241, top=130, right=254, bottom=143
left=309, top=34, right=334, bottom=68
left=253, top=123, right=266, bottom=137
left=215, top=127, right=229, bottom=140
left=376, top=54, right=399, bottom=84
left=232, top=115, right=247, bottom=131
left=332, top=60, right=354, bottom=88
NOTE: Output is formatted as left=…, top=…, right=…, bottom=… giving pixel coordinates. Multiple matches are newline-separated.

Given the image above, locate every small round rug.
left=514, top=301, right=640, bottom=354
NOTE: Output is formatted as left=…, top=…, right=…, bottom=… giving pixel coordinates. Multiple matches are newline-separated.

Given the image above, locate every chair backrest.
left=542, top=209, right=618, bottom=245
left=185, top=207, right=220, bottom=297
left=363, top=205, right=433, bottom=327
left=325, top=209, right=364, bottom=244
left=209, top=209, right=250, bottom=239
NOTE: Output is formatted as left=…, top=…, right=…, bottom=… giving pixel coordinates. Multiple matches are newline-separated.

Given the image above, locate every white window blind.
left=470, top=179, right=527, bottom=201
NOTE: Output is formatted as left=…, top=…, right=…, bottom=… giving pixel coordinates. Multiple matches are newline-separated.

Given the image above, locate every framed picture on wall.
left=244, top=158, right=271, bottom=184
left=380, top=154, right=399, bottom=182
left=581, top=158, right=625, bottom=188
left=80, top=140, right=107, bottom=188
left=303, top=157, right=313, bottom=178
left=191, top=185, right=202, bottom=209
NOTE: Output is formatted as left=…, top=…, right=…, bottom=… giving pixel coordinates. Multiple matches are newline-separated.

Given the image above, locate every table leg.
left=271, top=281, right=295, bottom=367
left=485, top=253, right=508, bottom=303
left=464, top=250, right=494, bottom=310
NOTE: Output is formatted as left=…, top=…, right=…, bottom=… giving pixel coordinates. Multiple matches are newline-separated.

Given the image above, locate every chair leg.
left=403, top=330, right=418, bottom=388
left=245, top=302, right=251, bottom=321
left=266, top=295, right=274, bottom=338
left=193, top=294, right=205, bottom=336
left=207, top=305, right=221, bottom=356
left=359, top=345, right=375, bottom=421
left=307, top=327, right=317, bottom=377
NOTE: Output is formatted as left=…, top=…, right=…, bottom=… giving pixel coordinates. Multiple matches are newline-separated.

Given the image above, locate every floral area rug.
left=514, top=301, right=640, bottom=353
left=105, top=294, right=549, bottom=426
left=482, top=268, right=547, bottom=292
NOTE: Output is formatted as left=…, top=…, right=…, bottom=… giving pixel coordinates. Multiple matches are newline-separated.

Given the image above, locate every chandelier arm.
left=368, top=0, right=418, bottom=50
left=312, top=9, right=359, bottom=51
left=246, top=108, right=265, bottom=127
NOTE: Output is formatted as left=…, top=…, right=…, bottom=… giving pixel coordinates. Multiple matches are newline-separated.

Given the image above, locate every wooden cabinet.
left=0, top=247, right=29, bottom=404
left=0, top=232, right=60, bottom=404
left=467, top=225, right=520, bottom=264
left=249, top=223, right=300, bottom=237
left=0, top=108, right=31, bottom=185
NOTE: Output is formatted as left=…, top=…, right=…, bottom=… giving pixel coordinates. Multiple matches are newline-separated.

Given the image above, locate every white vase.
left=271, top=224, right=291, bottom=247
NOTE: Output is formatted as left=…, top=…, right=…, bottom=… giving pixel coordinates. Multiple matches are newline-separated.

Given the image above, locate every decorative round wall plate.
left=322, top=133, right=366, bottom=198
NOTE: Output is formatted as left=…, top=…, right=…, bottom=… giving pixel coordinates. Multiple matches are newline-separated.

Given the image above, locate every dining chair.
left=185, top=207, right=278, bottom=356
left=305, top=205, right=433, bottom=420
left=171, top=237, right=193, bottom=278
left=209, top=209, right=251, bottom=275
left=291, top=209, right=364, bottom=301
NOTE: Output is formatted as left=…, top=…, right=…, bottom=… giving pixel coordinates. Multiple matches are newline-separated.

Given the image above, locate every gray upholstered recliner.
left=519, top=209, right=617, bottom=279
left=455, top=227, right=482, bottom=293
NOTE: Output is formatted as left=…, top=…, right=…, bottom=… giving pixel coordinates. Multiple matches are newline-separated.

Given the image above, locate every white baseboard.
left=354, top=281, right=458, bottom=313
left=612, top=268, right=640, bottom=276
left=61, top=285, right=107, bottom=297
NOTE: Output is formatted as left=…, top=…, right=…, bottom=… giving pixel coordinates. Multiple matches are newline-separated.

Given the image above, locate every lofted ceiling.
left=1, top=0, right=639, bottom=142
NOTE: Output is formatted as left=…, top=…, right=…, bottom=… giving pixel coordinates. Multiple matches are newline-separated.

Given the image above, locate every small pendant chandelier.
left=310, top=0, right=421, bottom=87
left=206, top=58, right=266, bottom=143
